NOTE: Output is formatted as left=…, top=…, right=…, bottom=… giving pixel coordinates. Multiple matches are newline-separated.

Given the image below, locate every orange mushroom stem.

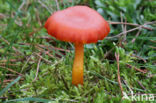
left=72, top=43, right=84, bottom=86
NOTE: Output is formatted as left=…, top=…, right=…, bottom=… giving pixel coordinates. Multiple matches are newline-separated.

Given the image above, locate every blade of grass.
left=4, top=97, right=78, bottom=103
left=0, top=76, right=21, bottom=96
left=4, top=97, right=53, bottom=103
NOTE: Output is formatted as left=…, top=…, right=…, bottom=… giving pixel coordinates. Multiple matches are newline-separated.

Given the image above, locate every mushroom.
left=45, top=6, right=110, bottom=86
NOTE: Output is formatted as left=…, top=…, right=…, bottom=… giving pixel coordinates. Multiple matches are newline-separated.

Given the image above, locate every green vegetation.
left=0, top=0, right=156, bottom=102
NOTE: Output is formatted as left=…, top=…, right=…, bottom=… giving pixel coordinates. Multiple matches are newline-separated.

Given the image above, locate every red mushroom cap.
left=45, top=6, right=110, bottom=44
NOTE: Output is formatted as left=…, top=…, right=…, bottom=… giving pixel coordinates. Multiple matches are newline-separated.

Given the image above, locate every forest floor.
left=0, top=0, right=156, bottom=103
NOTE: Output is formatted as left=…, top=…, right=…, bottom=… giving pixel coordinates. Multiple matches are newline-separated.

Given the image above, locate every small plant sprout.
left=44, top=6, right=110, bottom=86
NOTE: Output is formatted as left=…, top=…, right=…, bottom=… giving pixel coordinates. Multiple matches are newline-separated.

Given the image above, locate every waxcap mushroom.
left=45, top=6, right=110, bottom=86
left=45, top=6, right=110, bottom=44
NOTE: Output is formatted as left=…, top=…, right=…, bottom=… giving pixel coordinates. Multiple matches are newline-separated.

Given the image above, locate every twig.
left=60, top=0, right=73, bottom=3
left=106, top=21, right=156, bottom=39
left=21, top=54, right=34, bottom=73
left=0, top=36, right=23, bottom=55
left=5, top=74, right=17, bottom=77
left=137, top=81, right=146, bottom=90
left=18, top=0, right=26, bottom=11
left=0, top=63, right=18, bottom=66
left=37, top=36, right=53, bottom=39
left=0, top=97, right=8, bottom=99
left=122, top=79, right=133, bottom=92
left=33, top=56, right=41, bottom=82
left=106, top=26, right=142, bottom=39
left=0, top=24, right=7, bottom=27
left=0, top=59, right=23, bottom=63
left=115, top=52, right=124, bottom=96
left=0, top=66, right=23, bottom=76
left=0, top=13, right=7, bottom=19
left=108, top=21, right=153, bottom=30
left=35, top=8, right=42, bottom=26
left=35, top=53, right=51, bottom=64
left=119, top=12, right=124, bottom=46
left=120, top=12, right=124, bottom=34
left=126, top=64, right=148, bottom=73
left=2, top=78, right=24, bottom=83
left=35, top=46, right=55, bottom=58
left=2, top=79, right=14, bottom=83
left=131, top=28, right=142, bottom=43
left=28, top=26, right=43, bottom=36
left=12, top=0, right=26, bottom=27
left=38, top=0, right=52, bottom=14
left=150, top=40, right=156, bottom=43
left=19, top=43, right=71, bottom=52
left=147, top=74, right=156, bottom=78
left=38, top=44, right=71, bottom=52
left=24, top=0, right=30, bottom=11
left=149, top=46, right=156, bottom=49
left=55, top=0, right=60, bottom=10
left=119, top=12, right=127, bottom=45
left=123, top=19, right=127, bottom=42
left=49, top=46, right=70, bottom=52
left=131, top=54, right=147, bottom=63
